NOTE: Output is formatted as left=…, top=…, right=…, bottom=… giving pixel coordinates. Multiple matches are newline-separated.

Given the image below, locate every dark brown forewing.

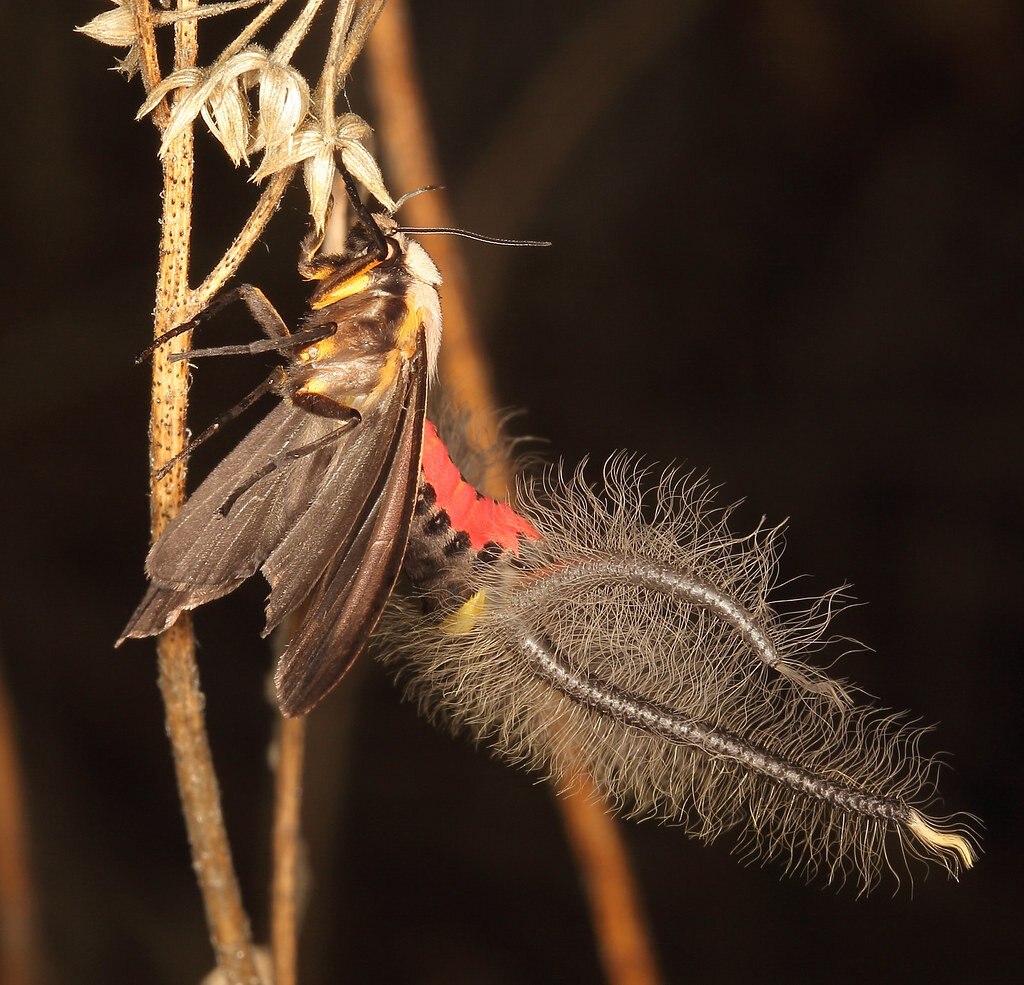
left=118, top=400, right=342, bottom=642
left=259, top=361, right=410, bottom=634
left=274, top=337, right=428, bottom=716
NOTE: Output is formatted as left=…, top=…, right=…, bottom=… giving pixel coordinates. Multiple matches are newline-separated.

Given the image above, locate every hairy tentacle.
left=378, top=435, right=979, bottom=893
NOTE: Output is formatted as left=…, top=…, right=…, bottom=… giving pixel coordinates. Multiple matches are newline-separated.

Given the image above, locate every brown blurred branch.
left=143, top=3, right=261, bottom=982
left=559, top=768, right=662, bottom=985
left=364, top=0, right=503, bottom=472
left=0, top=657, right=38, bottom=985
left=366, top=4, right=663, bottom=983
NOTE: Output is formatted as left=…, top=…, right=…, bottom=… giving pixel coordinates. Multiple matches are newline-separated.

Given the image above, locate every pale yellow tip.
left=907, top=810, right=978, bottom=871
left=441, top=590, right=488, bottom=636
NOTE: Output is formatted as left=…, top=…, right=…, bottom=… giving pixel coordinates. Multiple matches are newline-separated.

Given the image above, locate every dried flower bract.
left=79, top=0, right=393, bottom=223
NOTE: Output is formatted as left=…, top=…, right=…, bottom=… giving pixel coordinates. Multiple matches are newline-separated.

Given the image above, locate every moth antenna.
left=398, top=226, right=551, bottom=248
left=380, top=450, right=980, bottom=893
left=334, top=153, right=388, bottom=257
left=394, top=185, right=445, bottom=210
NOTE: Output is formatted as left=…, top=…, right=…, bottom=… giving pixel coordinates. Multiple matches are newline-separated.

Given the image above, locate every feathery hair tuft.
left=379, top=456, right=978, bottom=894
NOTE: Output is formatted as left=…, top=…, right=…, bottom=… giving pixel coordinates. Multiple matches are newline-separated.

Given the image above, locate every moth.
left=119, top=169, right=442, bottom=717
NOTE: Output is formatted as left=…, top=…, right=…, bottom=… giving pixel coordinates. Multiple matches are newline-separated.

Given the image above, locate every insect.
left=118, top=168, right=978, bottom=889
left=386, top=419, right=979, bottom=893
left=119, top=168, right=442, bottom=717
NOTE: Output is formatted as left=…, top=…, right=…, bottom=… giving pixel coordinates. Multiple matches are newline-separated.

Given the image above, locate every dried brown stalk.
left=559, top=766, right=663, bottom=985
left=272, top=713, right=307, bottom=985
left=138, top=3, right=267, bottom=982
left=133, top=0, right=171, bottom=127
left=366, top=5, right=664, bottom=983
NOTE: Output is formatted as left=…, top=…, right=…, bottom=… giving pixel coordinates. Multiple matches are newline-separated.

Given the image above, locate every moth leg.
left=167, top=285, right=338, bottom=359
left=171, top=321, right=337, bottom=362
left=136, top=284, right=304, bottom=363
left=218, top=407, right=361, bottom=517
left=154, top=367, right=288, bottom=481
left=291, top=387, right=364, bottom=420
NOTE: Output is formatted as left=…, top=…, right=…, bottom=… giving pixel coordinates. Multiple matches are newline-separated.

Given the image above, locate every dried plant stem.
left=133, top=0, right=171, bottom=127
left=367, top=5, right=663, bottom=983
left=272, top=714, right=307, bottom=985
left=156, top=620, right=260, bottom=984
left=195, top=166, right=296, bottom=309
left=145, top=4, right=260, bottom=982
left=156, top=0, right=273, bottom=28
left=318, top=0, right=387, bottom=119
left=0, top=659, right=38, bottom=985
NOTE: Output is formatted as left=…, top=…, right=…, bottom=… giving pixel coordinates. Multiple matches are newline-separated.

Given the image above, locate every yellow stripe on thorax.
left=310, top=262, right=379, bottom=309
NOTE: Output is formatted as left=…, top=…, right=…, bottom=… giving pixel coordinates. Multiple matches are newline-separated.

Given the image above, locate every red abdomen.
left=404, top=420, right=540, bottom=603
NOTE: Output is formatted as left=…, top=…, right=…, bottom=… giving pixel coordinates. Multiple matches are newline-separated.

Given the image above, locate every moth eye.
left=385, top=238, right=398, bottom=260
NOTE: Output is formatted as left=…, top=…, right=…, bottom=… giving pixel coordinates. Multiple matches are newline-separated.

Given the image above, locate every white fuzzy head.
left=401, top=236, right=443, bottom=379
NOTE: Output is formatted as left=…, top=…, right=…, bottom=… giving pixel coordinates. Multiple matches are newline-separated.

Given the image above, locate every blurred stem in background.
left=0, top=655, right=39, bottom=985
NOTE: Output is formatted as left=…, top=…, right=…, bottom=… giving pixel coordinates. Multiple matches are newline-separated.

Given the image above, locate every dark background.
left=1, top=1, right=1021, bottom=982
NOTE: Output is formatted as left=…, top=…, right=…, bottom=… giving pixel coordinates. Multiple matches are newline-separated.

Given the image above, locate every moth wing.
left=118, top=400, right=349, bottom=642
left=274, top=338, right=428, bottom=716
left=259, top=349, right=419, bottom=632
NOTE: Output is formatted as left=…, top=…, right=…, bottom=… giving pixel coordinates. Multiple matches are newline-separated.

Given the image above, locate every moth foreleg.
left=135, top=284, right=294, bottom=364
left=154, top=367, right=289, bottom=481
left=172, top=321, right=337, bottom=361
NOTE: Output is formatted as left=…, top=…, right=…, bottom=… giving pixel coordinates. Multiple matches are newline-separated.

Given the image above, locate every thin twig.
left=194, top=165, right=297, bottom=311
left=133, top=0, right=171, bottom=128
left=145, top=3, right=261, bottom=982
left=205, top=0, right=292, bottom=72
left=272, top=713, right=307, bottom=985
left=366, top=5, right=664, bottom=984
left=0, top=656, right=38, bottom=985
left=155, top=0, right=273, bottom=27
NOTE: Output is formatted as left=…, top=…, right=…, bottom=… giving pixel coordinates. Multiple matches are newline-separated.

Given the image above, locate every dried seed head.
left=138, top=48, right=268, bottom=163
left=335, top=133, right=394, bottom=213
left=77, top=1, right=138, bottom=48
left=84, top=1, right=391, bottom=224
left=201, top=74, right=253, bottom=166
left=253, top=114, right=394, bottom=231
left=301, top=133, right=339, bottom=234
left=77, top=0, right=141, bottom=77
left=255, top=59, right=311, bottom=156
left=137, top=66, right=202, bottom=123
